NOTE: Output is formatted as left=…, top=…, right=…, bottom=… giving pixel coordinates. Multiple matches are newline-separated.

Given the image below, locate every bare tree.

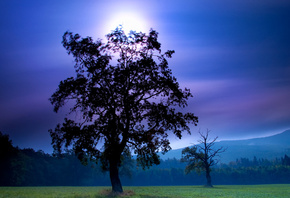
left=181, top=129, right=226, bottom=187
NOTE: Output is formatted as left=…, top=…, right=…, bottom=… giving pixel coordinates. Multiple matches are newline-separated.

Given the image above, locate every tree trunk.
left=109, top=159, right=123, bottom=193
left=205, top=167, right=213, bottom=187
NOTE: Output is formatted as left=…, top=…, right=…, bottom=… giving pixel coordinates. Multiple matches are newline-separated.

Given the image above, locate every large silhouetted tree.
left=181, top=129, right=226, bottom=187
left=49, top=27, right=198, bottom=193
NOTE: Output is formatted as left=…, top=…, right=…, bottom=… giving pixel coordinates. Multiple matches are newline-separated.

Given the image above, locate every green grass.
left=0, top=185, right=289, bottom=198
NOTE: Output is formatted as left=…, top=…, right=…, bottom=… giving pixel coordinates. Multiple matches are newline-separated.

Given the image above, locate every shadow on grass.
left=93, top=189, right=169, bottom=198
left=94, top=196, right=168, bottom=198
left=139, top=196, right=170, bottom=198
left=94, top=189, right=136, bottom=198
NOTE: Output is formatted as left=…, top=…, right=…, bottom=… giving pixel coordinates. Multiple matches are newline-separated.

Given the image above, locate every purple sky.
left=1, top=0, right=290, bottom=152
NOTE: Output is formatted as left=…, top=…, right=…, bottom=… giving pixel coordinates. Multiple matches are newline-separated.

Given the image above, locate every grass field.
left=0, top=184, right=289, bottom=198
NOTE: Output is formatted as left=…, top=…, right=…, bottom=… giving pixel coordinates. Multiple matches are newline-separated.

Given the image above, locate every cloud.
left=179, top=78, right=290, bottom=140
left=1, top=0, right=290, bottom=152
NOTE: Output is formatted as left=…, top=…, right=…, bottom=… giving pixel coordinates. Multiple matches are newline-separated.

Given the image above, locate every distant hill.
left=160, top=130, right=290, bottom=163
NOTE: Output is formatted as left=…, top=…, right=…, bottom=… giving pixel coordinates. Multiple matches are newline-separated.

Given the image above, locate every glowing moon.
left=106, top=11, right=149, bottom=34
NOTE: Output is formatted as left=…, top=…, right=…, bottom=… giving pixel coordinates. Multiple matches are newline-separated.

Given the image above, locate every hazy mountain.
left=160, top=130, right=290, bottom=163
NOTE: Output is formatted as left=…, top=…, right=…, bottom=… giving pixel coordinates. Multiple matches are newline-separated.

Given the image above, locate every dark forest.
left=1, top=132, right=290, bottom=186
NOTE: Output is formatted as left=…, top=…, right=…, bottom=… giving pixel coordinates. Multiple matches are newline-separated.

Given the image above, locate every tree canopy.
left=49, top=27, right=198, bottom=192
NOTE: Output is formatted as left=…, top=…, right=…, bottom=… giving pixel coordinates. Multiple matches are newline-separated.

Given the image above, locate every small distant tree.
left=181, top=129, right=226, bottom=187
left=49, top=27, right=198, bottom=193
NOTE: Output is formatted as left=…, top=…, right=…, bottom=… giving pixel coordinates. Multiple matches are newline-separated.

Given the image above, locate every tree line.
left=1, top=131, right=290, bottom=186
